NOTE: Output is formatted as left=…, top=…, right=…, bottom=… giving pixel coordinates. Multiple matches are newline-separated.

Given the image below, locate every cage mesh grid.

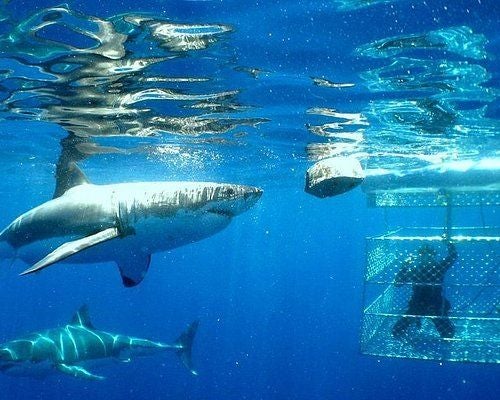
left=361, top=228, right=499, bottom=363
left=367, top=189, right=500, bottom=208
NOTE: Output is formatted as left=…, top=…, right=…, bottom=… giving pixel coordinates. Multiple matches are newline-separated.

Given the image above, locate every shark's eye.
left=225, top=188, right=235, bottom=196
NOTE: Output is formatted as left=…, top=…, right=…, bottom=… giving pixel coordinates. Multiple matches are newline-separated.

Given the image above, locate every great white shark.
left=0, top=164, right=263, bottom=286
left=0, top=305, right=198, bottom=380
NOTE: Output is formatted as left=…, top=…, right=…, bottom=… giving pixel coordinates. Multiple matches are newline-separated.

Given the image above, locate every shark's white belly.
left=15, top=211, right=230, bottom=266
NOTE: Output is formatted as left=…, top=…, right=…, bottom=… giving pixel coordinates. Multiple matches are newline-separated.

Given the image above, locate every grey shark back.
left=0, top=164, right=263, bottom=287
left=0, top=305, right=199, bottom=380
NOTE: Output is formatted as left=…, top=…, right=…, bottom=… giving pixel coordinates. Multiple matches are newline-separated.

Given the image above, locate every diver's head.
left=417, top=244, right=436, bottom=263
left=417, top=244, right=436, bottom=255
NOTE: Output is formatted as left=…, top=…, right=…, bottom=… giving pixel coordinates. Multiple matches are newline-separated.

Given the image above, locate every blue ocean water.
left=0, top=0, right=498, bottom=399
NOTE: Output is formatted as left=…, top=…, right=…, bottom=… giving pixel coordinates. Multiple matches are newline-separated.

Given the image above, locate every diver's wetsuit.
left=392, top=242, right=457, bottom=338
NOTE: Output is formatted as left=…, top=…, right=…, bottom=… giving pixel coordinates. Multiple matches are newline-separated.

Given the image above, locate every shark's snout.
left=209, top=184, right=263, bottom=216
left=245, top=186, right=263, bottom=206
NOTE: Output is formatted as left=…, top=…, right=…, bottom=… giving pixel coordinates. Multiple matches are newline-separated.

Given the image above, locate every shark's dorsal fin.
left=71, top=305, right=94, bottom=329
left=53, top=162, right=90, bottom=198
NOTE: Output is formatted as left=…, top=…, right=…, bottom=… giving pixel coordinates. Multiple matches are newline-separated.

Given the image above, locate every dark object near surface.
left=305, top=157, right=364, bottom=198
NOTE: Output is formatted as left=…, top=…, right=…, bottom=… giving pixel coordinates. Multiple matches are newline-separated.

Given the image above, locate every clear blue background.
left=0, top=0, right=499, bottom=399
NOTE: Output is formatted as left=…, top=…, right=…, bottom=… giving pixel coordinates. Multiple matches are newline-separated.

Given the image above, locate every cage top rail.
left=371, top=234, right=500, bottom=242
left=365, top=186, right=500, bottom=208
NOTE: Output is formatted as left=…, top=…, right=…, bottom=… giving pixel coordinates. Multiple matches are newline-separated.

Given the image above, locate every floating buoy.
left=305, top=157, right=365, bottom=198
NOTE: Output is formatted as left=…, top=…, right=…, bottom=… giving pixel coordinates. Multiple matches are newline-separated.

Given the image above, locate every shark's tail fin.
left=175, top=320, right=199, bottom=376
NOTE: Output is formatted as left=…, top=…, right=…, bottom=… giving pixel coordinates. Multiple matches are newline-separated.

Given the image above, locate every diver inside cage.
left=392, top=238, right=457, bottom=339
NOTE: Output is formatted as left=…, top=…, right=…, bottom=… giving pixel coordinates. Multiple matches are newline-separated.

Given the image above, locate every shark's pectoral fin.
left=20, top=228, right=121, bottom=276
left=56, top=363, right=105, bottom=381
left=117, top=254, right=151, bottom=287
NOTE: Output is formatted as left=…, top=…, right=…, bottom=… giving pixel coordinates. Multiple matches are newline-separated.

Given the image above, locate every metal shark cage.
left=360, top=186, right=500, bottom=363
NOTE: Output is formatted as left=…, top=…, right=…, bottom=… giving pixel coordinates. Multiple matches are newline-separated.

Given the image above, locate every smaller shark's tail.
left=175, top=320, right=199, bottom=375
